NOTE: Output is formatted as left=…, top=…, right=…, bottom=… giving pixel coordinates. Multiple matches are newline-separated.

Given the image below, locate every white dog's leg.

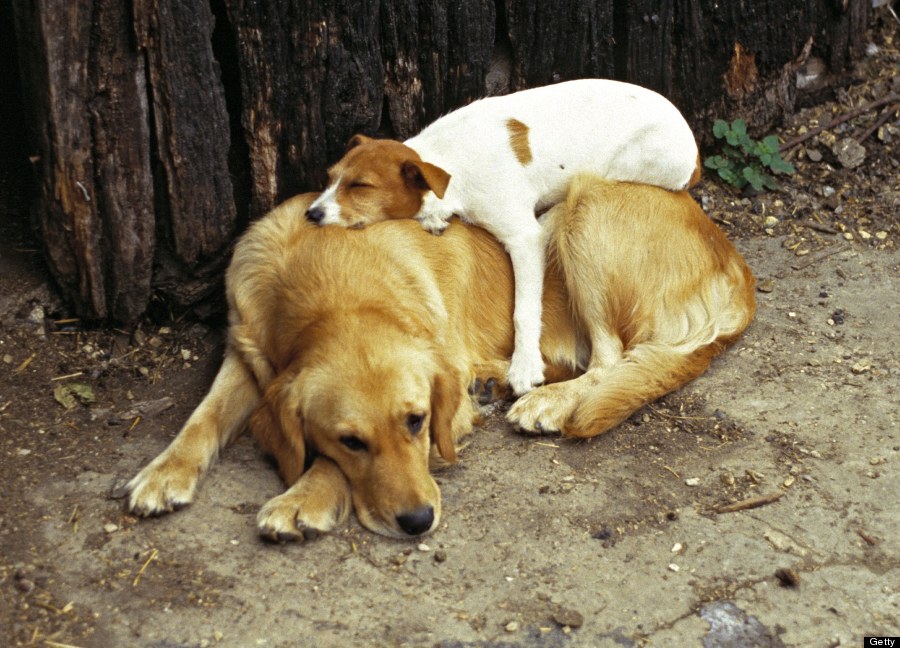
left=503, top=219, right=546, bottom=395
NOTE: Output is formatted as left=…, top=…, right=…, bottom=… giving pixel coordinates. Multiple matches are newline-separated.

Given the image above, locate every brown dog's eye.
left=340, top=435, right=368, bottom=452
left=348, top=181, right=372, bottom=189
left=406, top=414, right=425, bottom=435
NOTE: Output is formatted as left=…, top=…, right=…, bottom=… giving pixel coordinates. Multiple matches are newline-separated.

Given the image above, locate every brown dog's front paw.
left=256, top=485, right=349, bottom=543
left=126, top=454, right=201, bottom=517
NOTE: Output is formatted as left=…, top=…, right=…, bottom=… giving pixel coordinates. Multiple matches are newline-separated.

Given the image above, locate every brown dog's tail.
left=563, top=341, right=724, bottom=438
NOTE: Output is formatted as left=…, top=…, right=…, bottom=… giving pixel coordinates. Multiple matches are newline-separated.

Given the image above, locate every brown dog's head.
left=305, top=135, right=451, bottom=229
left=250, top=323, right=463, bottom=538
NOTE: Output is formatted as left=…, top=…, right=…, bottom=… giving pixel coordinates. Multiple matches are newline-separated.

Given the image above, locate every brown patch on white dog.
left=506, top=118, right=533, bottom=166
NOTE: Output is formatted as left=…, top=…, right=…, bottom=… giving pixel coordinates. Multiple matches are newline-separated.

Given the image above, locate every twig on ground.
left=791, top=242, right=851, bottom=270
left=799, top=219, right=839, bottom=235
left=715, top=491, right=784, bottom=514
left=779, top=94, right=900, bottom=152
left=856, top=102, right=900, bottom=143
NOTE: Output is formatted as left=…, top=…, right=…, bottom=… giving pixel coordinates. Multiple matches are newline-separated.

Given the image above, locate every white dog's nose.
left=306, top=205, right=325, bottom=223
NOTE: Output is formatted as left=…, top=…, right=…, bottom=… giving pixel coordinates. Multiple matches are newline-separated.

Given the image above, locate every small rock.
left=417, top=543, right=431, bottom=552
left=875, top=231, right=888, bottom=240
left=181, top=348, right=192, bottom=361
left=756, top=279, right=775, bottom=293
left=103, top=523, right=119, bottom=534
left=552, top=607, right=584, bottom=629
left=668, top=563, right=680, bottom=572
left=720, top=472, right=735, bottom=487
left=806, top=148, right=823, bottom=162
left=775, top=567, right=800, bottom=587
left=14, top=577, right=35, bottom=594
left=851, top=361, right=871, bottom=375
left=2, top=354, right=12, bottom=364
left=671, top=543, right=683, bottom=553
left=434, top=549, right=448, bottom=563
left=764, top=215, right=778, bottom=228
left=832, top=137, right=866, bottom=169
left=783, top=476, right=796, bottom=488
left=684, top=477, right=700, bottom=487
left=505, top=621, right=519, bottom=633
left=28, top=304, right=45, bottom=325
left=822, top=185, right=836, bottom=198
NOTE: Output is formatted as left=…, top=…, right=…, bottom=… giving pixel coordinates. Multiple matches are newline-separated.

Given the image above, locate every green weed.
left=704, top=118, right=795, bottom=191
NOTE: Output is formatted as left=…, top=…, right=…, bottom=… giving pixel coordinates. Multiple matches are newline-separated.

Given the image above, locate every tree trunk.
left=8, top=0, right=874, bottom=323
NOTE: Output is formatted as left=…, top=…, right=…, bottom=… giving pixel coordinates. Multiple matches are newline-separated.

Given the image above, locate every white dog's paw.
left=507, top=383, right=577, bottom=435
left=257, top=490, right=348, bottom=543
left=506, top=350, right=545, bottom=396
left=126, top=454, right=200, bottom=517
left=416, top=212, right=449, bottom=236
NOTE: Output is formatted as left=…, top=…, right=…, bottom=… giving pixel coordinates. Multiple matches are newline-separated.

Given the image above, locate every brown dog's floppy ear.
left=346, top=134, right=372, bottom=151
left=249, top=371, right=306, bottom=485
left=402, top=160, right=451, bottom=199
left=430, top=360, right=463, bottom=463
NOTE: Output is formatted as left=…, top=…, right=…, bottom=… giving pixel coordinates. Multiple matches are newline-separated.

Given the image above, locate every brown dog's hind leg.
left=470, top=361, right=512, bottom=404
left=257, top=456, right=351, bottom=542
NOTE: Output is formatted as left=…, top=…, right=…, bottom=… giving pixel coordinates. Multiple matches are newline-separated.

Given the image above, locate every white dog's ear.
left=401, top=160, right=451, bottom=199
left=346, top=134, right=372, bottom=151
left=249, top=370, right=307, bottom=485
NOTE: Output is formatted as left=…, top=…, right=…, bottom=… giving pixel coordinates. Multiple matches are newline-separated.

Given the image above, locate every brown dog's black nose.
left=396, top=506, right=434, bottom=536
left=306, top=206, right=325, bottom=223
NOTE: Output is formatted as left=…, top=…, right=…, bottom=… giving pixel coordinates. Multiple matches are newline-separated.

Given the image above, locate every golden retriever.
left=125, top=175, right=755, bottom=540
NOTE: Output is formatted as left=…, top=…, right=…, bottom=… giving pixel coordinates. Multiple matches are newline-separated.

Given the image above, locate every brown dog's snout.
left=396, top=506, right=435, bottom=536
left=306, top=206, right=326, bottom=224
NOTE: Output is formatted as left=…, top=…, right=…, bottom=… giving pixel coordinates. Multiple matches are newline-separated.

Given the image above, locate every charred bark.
left=7, top=0, right=874, bottom=322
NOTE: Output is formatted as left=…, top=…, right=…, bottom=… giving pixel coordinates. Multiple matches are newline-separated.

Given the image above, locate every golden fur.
left=125, top=176, right=755, bottom=540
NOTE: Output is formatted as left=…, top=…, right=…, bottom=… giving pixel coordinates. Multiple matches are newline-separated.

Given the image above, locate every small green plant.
left=704, top=118, right=795, bottom=191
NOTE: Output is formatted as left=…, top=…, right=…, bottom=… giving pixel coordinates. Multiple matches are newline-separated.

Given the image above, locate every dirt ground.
left=2, top=23, right=898, bottom=648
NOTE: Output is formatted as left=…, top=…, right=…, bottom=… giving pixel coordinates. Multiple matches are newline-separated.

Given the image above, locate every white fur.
left=320, top=79, right=698, bottom=394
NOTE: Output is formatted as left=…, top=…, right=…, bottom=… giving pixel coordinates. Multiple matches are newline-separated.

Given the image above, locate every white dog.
left=305, top=79, right=700, bottom=394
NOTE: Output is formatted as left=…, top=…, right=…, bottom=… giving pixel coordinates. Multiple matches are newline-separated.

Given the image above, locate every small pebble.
left=684, top=477, right=700, bottom=487
left=851, top=361, right=871, bottom=375
left=775, top=567, right=800, bottom=587
left=434, top=549, right=448, bottom=563
left=417, top=543, right=431, bottom=552
left=671, top=543, right=683, bottom=553
left=505, top=621, right=519, bottom=633
left=668, top=563, right=680, bottom=572
left=552, top=607, right=584, bottom=628
left=103, top=523, right=118, bottom=534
